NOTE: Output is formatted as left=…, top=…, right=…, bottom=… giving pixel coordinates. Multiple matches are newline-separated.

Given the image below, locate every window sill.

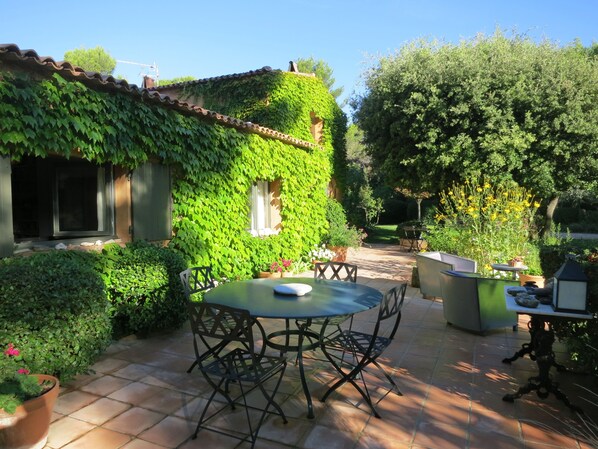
left=248, top=228, right=279, bottom=238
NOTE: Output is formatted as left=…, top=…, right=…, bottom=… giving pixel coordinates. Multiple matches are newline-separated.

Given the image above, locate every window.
left=11, top=156, right=115, bottom=241
left=249, top=180, right=282, bottom=236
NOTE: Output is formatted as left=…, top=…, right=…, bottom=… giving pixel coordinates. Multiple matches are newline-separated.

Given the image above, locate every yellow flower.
left=448, top=191, right=454, bottom=196
left=476, top=187, right=482, bottom=192
left=534, top=202, right=540, bottom=208
left=484, top=183, right=490, bottom=189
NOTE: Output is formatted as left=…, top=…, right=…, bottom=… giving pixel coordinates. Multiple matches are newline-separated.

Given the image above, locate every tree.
left=354, top=32, right=598, bottom=232
left=63, top=46, right=116, bottom=76
left=159, top=76, right=195, bottom=86
left=296, top=57, right=344, bottom=100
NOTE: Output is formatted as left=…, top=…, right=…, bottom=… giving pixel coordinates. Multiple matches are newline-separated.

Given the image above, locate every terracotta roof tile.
left=0, top=44, right=318, bottom=150
left=152, top=66, right=276, bottom=90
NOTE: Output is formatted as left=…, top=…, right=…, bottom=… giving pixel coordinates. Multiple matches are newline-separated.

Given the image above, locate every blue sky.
left=1, top=1, right=596, bottom=116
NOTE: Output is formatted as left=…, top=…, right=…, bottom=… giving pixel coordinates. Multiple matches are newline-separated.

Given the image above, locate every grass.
left=364, top=224, right=399, bottom=244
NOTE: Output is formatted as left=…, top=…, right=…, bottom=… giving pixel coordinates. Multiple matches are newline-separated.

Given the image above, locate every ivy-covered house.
left=0, top=44, right=347, bottom=278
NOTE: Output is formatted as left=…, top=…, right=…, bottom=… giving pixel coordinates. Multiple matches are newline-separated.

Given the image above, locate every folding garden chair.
left=319, top=283, right=407, bottom=418
left=188, top=302, right=288, bottom=448
left=180, top=266, right=217, bottom=372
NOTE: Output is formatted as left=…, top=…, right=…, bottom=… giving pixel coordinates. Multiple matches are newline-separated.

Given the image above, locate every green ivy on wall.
left=0, top=67, right=346, bottom=279
left=180, top=70, right=347, bottom=189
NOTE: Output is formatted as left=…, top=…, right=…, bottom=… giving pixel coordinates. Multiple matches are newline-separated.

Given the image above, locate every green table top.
left=204, top=277, right=382, bottom=319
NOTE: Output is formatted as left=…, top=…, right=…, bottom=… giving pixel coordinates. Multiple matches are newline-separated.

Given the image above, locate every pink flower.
left=4, top=343, right=20, bottom=357
left=17, top=368, right=30, bottom=375
left=282, top=259, right=292, bottom=269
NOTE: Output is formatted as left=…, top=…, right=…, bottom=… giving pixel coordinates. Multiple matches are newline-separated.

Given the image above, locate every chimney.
left=142, top=76, right=155, bottom=89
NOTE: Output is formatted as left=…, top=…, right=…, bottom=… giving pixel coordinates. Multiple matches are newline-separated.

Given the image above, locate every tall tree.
left=296, top=57, right=343, bottom=100
left=63, top=46, right=116, bottom=76
left=354, top=32, right=598, bottom=232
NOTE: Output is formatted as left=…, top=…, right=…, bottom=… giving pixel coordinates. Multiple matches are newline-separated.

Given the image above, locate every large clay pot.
left=258, top=271, right=281, bottom=278
left=519, top=274, right=546, bottom=288
left=0, top=374, right=60, bottom=449
left=329, top=246, right=348, bottom=263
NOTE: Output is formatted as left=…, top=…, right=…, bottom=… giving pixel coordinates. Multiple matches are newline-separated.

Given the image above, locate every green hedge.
left=0, top=243, right=189, bottom=381
left=100, top=241, right=188, bottom=338
left=0, top=251, right=111, bottom=382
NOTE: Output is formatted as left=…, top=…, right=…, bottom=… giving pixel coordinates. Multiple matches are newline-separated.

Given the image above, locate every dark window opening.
left=11, top=156, right=114, bottom=241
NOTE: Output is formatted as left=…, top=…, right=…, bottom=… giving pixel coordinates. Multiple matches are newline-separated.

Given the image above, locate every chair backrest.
left=187, top=302, right=262, bottom=359
left=180, top=266, right=216, bottom=300
left=314, top=262, right=358, bottom=283
left=372, top=283, right=407, bottom=342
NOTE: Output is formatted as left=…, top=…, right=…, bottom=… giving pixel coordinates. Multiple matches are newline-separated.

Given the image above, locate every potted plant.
left=326, top=225, right=366, bottom=262
left=508, top=256, right=525, bottom=268
left=0, top=343, right=60, bottom=449
left=308, top=244, right=336, bottom=268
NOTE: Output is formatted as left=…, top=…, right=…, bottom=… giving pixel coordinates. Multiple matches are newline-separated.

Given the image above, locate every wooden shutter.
left=131, top=162, right=172, bottom=241
left=0, top=156, right=14, bottom=257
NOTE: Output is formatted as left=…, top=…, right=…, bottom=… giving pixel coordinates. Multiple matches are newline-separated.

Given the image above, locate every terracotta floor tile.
left=138, top=416, right=196, bottom=447
left=69, top=397, right=131, bottom=425
left=103, top=406, right=166, bottom=435
left=111, top=363, right=157, bottom=381
left=60, top=427, right=130, bottom=449
left=80, top=375, right=132, bottom=396
left=90, top=357, right=130, bottom=374
left=107, top=381, right=165, bottom=405
left=301, top=424, right=358, bottom=449
left=119, top=439, right=168, bottom=449
left=258, top=415, right=315, bottom=447
left=138, top=388, right=195, bottom=414
left=412, top=422, right=468, bottom=449
left=355, top=434, right=412, bottom=449
left=53, top=390, right=100, bottom=415
left=46, top=416, right=95, bottom=448
left=468, top=429, right=525, bottom=449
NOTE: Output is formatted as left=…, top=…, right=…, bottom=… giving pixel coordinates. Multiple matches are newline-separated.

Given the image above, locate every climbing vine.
left=0, top=66, right=346, bottom=279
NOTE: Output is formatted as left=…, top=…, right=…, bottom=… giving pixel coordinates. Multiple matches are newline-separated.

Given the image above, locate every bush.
left=0, top=251, right=111, bottom=382
left=427, top=178, right=540, bottom=276
left=100, top=241, right=188, bottom=337
left=325, top=198, right=366, bottom=248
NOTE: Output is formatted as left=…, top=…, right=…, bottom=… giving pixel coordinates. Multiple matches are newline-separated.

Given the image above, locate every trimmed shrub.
left=0, top=250, right=111, bottom=382
left=99, top=241, right=188, bottom=337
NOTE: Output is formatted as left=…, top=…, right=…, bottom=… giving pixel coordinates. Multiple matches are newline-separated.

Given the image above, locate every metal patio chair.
left=297, top=262, right=359, bottom=345
left=319, top=283, right=407, bottom=418
left=188, top=302, right=287, bottom=448
left=180, top=266, right=217, bottom=372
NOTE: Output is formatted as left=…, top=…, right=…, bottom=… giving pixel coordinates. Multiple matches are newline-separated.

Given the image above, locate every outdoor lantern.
left=552, top=258, right=588, bottom=313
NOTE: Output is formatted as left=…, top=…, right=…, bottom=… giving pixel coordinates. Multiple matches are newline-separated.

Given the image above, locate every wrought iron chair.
left=314, top=261, right=358, bottom=282
left=188, top=302, right=287, bottom=448
left=319, top=283, right=407, bottom=418
left=297, top=262, right=358, bottom=344
left=180, top=266, right=217, bottom=373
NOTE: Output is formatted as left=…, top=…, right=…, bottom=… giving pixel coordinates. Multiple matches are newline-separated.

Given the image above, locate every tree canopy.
left=296, top=57, right=344, bottom=100
left=63, top=46, right=116, bottom=76
left=354, top=32, right=598, bottom=210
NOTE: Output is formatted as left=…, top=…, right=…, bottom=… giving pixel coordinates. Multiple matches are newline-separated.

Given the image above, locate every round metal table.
left=204, top=277, right=383, bottom=418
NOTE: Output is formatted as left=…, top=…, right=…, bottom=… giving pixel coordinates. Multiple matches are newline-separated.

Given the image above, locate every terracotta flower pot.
left=519, top=274, right=545, bottom=288
left=329, top=246, right=348, bottom=262
left=258, top=271, right=281, bottom=278
left=0, top=374, right=60, bottom=449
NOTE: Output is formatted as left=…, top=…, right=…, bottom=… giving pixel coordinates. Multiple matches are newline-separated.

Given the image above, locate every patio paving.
left=44, top=244, right=596, bottom=449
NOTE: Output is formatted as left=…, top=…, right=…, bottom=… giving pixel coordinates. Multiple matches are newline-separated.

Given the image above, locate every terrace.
left=44, top=244, right=594, bottom=449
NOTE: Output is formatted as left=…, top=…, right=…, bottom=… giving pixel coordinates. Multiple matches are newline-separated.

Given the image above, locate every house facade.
left=0, top=44, right=346, bottom=278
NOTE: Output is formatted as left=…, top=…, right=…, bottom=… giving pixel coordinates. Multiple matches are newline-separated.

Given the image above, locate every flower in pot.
left=308, top=244, right=336, bottom=268
left=270, top=258, right=293, bottom=277
left=0, top=343, right=60, bottom=449
left=508, top=256, right=525, bottom=268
